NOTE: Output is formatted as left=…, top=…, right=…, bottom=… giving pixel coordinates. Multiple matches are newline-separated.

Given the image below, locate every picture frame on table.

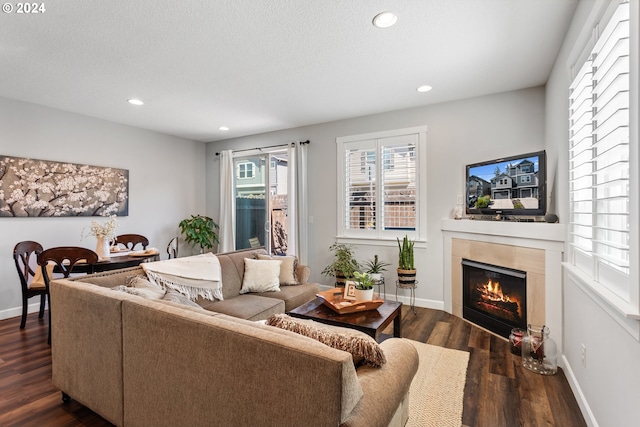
left=343, top=281, right=357, bottom=301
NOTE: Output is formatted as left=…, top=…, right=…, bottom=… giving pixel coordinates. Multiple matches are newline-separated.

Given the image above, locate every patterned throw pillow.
left=265, top=314, right=386, bottom=367
left=257, top=254, right=299, bottom=285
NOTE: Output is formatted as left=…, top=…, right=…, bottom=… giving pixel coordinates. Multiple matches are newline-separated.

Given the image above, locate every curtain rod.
left=215, top=140, right=310, bottom=156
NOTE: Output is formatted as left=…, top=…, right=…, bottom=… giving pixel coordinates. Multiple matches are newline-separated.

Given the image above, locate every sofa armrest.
left=297, top=264, right=311, bottom=283
left=341, top=338, right=419, bottom=427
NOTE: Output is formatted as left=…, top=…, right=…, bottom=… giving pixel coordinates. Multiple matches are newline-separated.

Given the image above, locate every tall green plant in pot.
left=397, top=235, right=416, bottom=287
left=179, top=215, right=219, bottom=254
left=321, top=243, right=360, bottom=287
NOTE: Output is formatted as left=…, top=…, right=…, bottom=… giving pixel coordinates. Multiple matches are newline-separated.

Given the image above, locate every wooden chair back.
left=38, top=246, right=99, bottom=344
left=13, top=240, right=47, bottom=329
left=114, top=234, right=149, bottom=250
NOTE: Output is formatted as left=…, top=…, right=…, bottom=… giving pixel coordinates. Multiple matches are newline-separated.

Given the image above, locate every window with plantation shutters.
left=337, top=127, right=426, bottom=241
left=568, top=0, right=631, bottom=301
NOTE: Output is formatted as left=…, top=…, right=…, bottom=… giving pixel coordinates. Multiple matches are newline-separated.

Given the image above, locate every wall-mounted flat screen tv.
left=465, top=150, right=546, bottom=217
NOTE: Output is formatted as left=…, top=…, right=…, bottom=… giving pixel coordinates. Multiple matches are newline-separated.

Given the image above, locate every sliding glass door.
left=233, top=151, right=289, bottom=254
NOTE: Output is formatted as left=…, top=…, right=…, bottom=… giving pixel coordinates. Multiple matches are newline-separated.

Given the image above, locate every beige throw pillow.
left=240, top=258, right=282, bottom=294
left=111, top=275, right=166, bottom=300
left=257, top=254, right=299, bottom=285
left=265, top=314, right=386, bottom=368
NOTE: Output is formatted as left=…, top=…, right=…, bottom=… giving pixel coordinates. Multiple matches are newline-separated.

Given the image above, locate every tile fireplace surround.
left=441, top=219, right=566, bottom=357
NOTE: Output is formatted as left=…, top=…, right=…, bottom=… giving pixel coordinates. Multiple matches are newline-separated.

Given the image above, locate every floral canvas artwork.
left=0, top=155, right=128, bottom=217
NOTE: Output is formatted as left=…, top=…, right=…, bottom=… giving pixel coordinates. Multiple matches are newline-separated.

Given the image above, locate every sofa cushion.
left=162, top=289, right=203, bottom=308
left=198, top=294, right=285, bottom=321
left=257, top=254, right=299, bottom=285
left=253, top=282, right=319, bottom=312
left=266, top=314, right=386, bottom=367
left=240, top=258, right=282, bottom=294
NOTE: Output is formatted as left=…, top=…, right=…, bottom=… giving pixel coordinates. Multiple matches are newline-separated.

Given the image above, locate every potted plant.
left=178, top=215, right=219, bottom=253
left=364, top=255, right=390, bottom=282
left=397, top=235, right=416, bottom=287
left=321, top=243, right=360, bottom=287
left=352, top=271, right=375, bottom=301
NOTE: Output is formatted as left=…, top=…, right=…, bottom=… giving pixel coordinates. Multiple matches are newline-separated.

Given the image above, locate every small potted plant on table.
left=353, top=271, right=375, bottom=302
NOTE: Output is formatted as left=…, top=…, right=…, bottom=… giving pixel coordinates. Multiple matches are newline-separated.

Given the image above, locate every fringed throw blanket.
left=141, top=253, right=223, bottom=301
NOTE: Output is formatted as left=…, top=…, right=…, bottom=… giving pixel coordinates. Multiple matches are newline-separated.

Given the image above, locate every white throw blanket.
left=141, top=253, right=223, bottom=301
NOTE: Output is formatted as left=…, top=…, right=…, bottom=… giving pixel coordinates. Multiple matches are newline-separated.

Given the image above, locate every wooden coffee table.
left=288, top=297, right=402, bottom=342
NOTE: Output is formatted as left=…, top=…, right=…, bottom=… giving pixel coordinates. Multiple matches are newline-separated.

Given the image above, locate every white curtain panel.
left=287, top=142, right=308, bottom=264
left=218, top=150, right=235, bottom=253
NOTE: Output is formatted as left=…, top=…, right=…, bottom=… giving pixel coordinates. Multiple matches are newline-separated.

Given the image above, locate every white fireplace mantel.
left=441, top=218, right=567, bottom=357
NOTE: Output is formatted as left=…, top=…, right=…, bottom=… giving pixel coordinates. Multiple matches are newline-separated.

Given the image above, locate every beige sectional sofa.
left=49, top=249, right=419, bottom=427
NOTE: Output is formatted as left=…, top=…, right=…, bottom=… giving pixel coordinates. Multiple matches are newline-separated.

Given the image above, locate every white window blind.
left=338, top=127, right=425, bottom=240
left=569, top=0, right=630, bottom=299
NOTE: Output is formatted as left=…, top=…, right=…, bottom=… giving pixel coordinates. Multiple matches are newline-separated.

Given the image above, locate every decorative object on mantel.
left=81, top=215, right=118, bottom=260
left=522, top=324, right=557, bottom=375
left=0, top=155, right=128, bottom=217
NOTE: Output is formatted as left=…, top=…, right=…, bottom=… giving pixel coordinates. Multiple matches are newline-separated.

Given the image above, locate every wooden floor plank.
left=0, top=308, right=586, bottom=427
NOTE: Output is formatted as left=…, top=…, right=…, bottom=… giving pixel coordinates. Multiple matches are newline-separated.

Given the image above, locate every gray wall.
left=0, top=96, right=206, bottom=319
left=546, top=1, right=640, bottom=426
left=206, top=86, right=546, bottom=307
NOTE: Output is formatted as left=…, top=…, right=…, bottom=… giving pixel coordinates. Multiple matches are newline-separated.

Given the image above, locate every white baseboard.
left=0, top=301, right=46, bottom=321
left=562, top=355, right=599, bottom=427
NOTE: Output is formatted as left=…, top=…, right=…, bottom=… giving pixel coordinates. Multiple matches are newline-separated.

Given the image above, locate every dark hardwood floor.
left=0, top=308, right=586, bottom=427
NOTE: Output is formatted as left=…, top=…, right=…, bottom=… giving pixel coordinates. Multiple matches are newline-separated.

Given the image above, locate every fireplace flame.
left=485, top=280, right=511, bottom=303
left=475, top=279, right=523, bottom=319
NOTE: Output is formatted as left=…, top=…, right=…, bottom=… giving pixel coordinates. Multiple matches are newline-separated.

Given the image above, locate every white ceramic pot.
left=370, top=273, right=382, bottom=282
left=354, top=288, right=374, bottom=302
left=96, top=236, right=111, bottom=261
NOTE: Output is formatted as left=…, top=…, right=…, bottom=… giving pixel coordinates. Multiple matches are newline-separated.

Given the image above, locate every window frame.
left=565, top=0, right=639, bottom=321
left=336, top=126, right=427, bottom=243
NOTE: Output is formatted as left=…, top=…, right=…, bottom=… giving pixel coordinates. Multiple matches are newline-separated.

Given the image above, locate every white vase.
left=354, top=288, right=374, bottom=302
left=96, top=236, right=110, bottom=261
left=370, top=273, right=382, bottom=282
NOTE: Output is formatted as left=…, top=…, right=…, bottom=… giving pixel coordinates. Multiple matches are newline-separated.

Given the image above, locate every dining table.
left=55, top=250, right=160, bottom=274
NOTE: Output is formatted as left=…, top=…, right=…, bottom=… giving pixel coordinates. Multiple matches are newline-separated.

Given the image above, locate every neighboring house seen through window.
left=337, top=126, right=427, bottom=241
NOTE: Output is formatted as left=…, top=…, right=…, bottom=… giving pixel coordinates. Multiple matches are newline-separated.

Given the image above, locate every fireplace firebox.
left=462, top=259, right=527, bottom=338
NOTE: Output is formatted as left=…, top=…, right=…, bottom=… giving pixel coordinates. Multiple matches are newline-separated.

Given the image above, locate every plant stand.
left=373, top=276, right=386, bottom=299
left=396, top=280, right=418, bottom=314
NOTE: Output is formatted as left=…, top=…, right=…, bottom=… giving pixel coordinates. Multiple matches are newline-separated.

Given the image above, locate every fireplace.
left=462, top=259, right=527, bottom=338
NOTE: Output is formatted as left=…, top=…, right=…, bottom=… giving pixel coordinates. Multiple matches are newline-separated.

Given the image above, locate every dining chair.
left=38, top=246, right=99, bottom=345
left=114, top=234, right=149, bottom=251
left=13, top=240, right=47, bottom=330
left=166, top=236, right=178, bottom=259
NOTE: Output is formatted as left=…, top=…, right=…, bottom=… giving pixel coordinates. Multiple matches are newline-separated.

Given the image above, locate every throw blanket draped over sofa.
left=49, top=248, right=419, bottom=427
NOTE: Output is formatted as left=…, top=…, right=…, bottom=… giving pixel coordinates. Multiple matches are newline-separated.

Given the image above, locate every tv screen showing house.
left=465, top=151, right=546, bottom=217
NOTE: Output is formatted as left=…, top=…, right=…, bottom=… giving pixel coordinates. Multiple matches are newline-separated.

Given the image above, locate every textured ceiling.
left=0, top=0, right=577, bottom=142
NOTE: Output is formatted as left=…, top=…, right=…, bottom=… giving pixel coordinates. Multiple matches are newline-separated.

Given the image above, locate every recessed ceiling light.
left=127, top=98, right=144, bottom=106
left=417, top=85, right=433, bottom=93
left=219, top=126, right=229, bottom=131
left=372, top=11, right=397, bottom=28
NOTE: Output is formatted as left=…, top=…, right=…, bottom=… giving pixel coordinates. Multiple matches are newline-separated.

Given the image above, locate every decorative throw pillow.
left=265, top=314, right=386, bottom=368
left=240, top=258, right=282, bottom=294
left=257, top=254, right=299, bottom=285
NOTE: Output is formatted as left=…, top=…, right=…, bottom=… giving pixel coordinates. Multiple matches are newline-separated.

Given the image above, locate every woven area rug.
left=405, top=340, right=470, bottom=427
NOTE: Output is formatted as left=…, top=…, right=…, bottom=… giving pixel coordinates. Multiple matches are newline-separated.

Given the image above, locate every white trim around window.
left=336, top=126, right=427, bottom=243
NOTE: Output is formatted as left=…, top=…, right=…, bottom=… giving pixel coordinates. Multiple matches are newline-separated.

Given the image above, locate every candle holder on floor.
left=522, top=324, right=557, bottom=375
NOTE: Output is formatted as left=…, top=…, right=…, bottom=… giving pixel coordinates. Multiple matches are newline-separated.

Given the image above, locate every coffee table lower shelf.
left=288, top=297, right=402, bottom=343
